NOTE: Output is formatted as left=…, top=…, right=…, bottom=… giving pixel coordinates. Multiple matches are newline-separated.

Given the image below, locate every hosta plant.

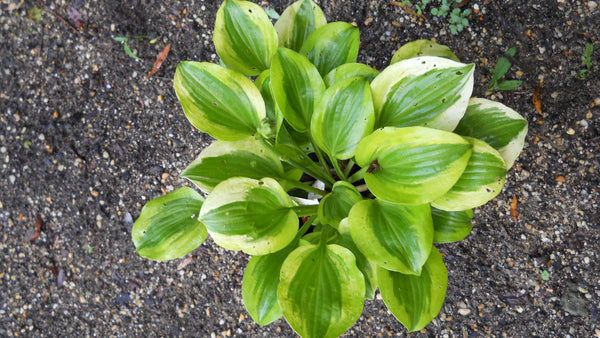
left=132, top=0, right=528, bottom=336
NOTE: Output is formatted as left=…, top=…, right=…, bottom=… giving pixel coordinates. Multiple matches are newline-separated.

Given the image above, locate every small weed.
left=579, top=42, right=593, bottom=79
left=113, top=36, right=150, bottom=61
left=401, top=0, right=471, bottom=34
left=27, top=7, right=43, bottom=22
left=487, top=47, right=522, bottom=91
left=540, top=270, right=550, bottom=281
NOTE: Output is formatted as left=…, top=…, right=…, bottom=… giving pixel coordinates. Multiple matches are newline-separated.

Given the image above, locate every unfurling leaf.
left=214, top=0, right=278, bottom=75
left=311, top=77, right=375, bottom=160
left=391, top=39, right=460, bottom=64
left=274, top=0, right=327, bottom=51
left=173, top=61, right=266, bottom=141
left=299, top=21, right=360, bottom=77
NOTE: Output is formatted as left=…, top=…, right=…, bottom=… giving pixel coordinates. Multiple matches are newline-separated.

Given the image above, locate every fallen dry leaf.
left=533, top=86, right=542, bottom=114
left=510, top=195, right=519, bottom=223
left=147, top=43, right=171, bottom=79
left=177, top=257, right=193, bottom=270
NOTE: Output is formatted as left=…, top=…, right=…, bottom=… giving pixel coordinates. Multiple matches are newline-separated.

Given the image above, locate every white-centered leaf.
left=371, top=56, right=474, bottom=131
left=454, top=98, right=528, bottom=169
left=432, top=137, right=507, bottom=211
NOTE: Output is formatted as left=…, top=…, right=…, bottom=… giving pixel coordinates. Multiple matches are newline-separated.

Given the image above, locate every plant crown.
left=132, top=0, right=528, bottom=336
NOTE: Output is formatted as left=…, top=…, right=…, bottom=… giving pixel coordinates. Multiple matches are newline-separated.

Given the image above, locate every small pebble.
left=458, top=308, right=471, bottom=316
left=566, top=128, right=575, bottom=135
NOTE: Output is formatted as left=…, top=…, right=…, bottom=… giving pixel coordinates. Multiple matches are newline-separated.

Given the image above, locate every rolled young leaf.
left=378, top=247, right=448, bottom=333
left=270, top=47, right=326, bottom=133
left=199, top=177, right=298, bottom=255
left=432, top=207, right=473, bottom=243
left=255, top=70, right=282, bottom=138
left=355, top=127, right=472, bottom=205
left=431, top=137, right=507, bottom=211
left=324, top=62, right=380, bottom=87
left=454, top=98, right=528, bottom=169
left=339, top=218, right=378, bottom=299
left=174, top=62, right=265, bottom=141
left=181, top=137, right=285, bottom=193
left=132, top=187, right=207, bottom=261
left=214, top=0, right=278, bottom=75
left=371, top=56, right=474, bottom=131
left=278, top=243, right=365, bottom=338
left=242, top=240, right=298, bottom=326
left=311, top=77, right=375, bottom=160
left=274, top=0, right=327, bottom=51
left=391, top=39, right=460, bottom=64
left=318, top=181, right=363, bottom=228
left=347, top=199, right=433, bottom=275
left=299, top=21, right=360, bottom=77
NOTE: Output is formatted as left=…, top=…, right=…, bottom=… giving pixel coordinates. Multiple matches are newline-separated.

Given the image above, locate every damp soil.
left=1, top=0, right=599, bottom=336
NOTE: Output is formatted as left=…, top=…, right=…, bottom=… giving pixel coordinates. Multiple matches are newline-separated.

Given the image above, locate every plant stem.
left=348, top=165, right=368, bottom=183
left=297, top=215, right=317, bottom=238
left=312, top=141, right=334, bottom=182
left=283, top=179, right=327, bottom=197
left=329, top=154, right=347, bottom=181
left=343, top=159, right=355, bottom=177
left=355, top=184, right=369, bottom=193
left=290, top=204, right=319, bottom=217
left=320, top=224, right=329, bottom=251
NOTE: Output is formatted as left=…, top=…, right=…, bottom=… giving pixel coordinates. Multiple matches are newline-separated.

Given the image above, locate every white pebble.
left=458, top=308, right=471, bottom=315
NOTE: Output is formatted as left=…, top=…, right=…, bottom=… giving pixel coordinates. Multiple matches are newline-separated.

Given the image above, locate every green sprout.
left=487, top=47, right=522, bottom=91
left=579, top=42, right=593, bottom=80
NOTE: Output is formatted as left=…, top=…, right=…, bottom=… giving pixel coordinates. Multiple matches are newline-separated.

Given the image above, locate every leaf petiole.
left=290, top=205, right=319, bottom=217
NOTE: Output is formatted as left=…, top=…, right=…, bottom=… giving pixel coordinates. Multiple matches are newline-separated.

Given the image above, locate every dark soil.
left=1, top=0, right=599, bottom=336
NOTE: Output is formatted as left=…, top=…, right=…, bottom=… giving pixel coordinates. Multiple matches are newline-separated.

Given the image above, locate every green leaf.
left=199, top=177, right=298, bottom=255
left=454, top=98, right=528, bottom=169
left=271, top=47, right=326, bottom=133
left=181, top=137, right=285, bottom=193
left=378, top=246, right=448, bottom=332
left=355, top=127, right=472, bottom=204
left=338, top=218, right=378, bottom=299
left=491, top=56, right=512, bottom=80
left=274, top=0, right=327, bottom=51
left=318, top=181, right=362, bottom=228
left=348, top=199, right=433, bottom=275
left=264, top=7, right=280, bottom=20
left=497, top=80, right=522, bottom=91
left=390, top=39, right=460, bottom=64
left=174, top=62, right=265, bottom=141
left=132, top=187, right=207, bottom=261
left=255, top=70, right=283, bottom=138
left=214, top=0, right=278, bottom=75
left=324, top=63, right=380, bottom=87
left=432, top=137, right=507, bottom=211
left=431, top=207, right=473, bottom=243
left=299, top=22, right=360, bottom=77
left=311, top=77, right=375, bottom=159
left=371, top=56, right=474, bottom=131
left=278, top=243, right=365, bottom=338
left=242, top=240, right=298, bottom=325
